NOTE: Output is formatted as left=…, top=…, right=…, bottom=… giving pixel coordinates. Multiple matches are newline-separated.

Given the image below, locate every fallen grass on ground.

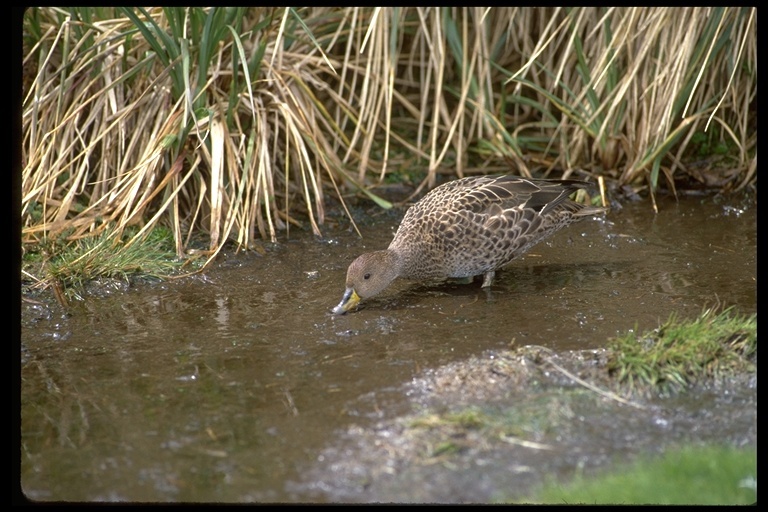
left=517, top=444, right=756, bottom=505
left=406, top=395, right=572, bottom=461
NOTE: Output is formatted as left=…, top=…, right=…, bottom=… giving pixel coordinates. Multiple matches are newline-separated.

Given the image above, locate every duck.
left=332, top=174, right=607, bottom=314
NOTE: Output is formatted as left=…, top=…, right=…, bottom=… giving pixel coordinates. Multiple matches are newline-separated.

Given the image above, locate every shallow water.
left=19, top=193, right=756, bottom=502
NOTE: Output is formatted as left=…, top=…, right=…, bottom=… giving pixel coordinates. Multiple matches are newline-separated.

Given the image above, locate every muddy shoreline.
left=292, top=345, right=757, bottom=503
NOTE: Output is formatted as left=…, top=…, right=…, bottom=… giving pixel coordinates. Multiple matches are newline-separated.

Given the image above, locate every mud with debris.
left=293, top=346, right=756, bottom=503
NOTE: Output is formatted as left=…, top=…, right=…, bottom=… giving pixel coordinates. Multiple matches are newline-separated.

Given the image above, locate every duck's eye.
left=363, top=273, right=371, bottom=280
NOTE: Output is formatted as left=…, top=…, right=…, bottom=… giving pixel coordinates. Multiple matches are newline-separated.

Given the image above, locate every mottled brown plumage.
left=332, top=175, right=607, bottom=314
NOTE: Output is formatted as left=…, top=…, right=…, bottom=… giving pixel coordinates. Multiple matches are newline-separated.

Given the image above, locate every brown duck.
left=332, top=175, right=607, bottom=314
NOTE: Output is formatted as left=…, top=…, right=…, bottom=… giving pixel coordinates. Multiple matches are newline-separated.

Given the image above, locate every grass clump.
left=22, top=226, right=196, bottom=304
left=606, top=307, right=756, bottom=396
left=518, top=444, right=756, bottom=505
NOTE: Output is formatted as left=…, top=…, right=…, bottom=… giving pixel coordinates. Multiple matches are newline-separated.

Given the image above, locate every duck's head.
left=332, top=250, right=400, bottom=314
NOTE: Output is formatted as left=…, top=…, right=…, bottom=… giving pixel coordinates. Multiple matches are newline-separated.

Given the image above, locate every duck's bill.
left=332, top=288, right=361, bottom=314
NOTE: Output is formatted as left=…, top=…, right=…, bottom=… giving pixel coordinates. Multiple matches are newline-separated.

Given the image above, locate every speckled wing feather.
left=389, top=176, right=603, bottom=280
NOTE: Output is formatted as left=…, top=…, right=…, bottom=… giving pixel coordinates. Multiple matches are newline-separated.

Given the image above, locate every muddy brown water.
left=20, top=193, right=756, bottom=503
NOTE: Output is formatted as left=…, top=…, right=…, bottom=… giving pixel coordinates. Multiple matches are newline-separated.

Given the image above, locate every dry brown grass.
left=21, top=7, right=756, bottom=270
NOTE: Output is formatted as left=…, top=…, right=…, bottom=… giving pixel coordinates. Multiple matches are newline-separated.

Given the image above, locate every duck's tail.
left=529, top=178, right=608, bottom=218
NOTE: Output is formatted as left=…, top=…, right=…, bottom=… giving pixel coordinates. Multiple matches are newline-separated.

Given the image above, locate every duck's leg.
left=481, top=270, right=495, bottom=288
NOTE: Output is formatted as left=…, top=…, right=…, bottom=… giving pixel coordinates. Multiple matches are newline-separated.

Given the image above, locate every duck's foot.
left=481, top=271, right=495, bottom=288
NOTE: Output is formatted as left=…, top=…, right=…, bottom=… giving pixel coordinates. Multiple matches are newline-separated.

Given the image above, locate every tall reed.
left=22, top=7, right=756, bottom=265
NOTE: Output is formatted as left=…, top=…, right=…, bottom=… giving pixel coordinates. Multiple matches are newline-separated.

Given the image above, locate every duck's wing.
left=394, top=175, right=603, bottom=247
left=456, top=175, right=596, bottom=215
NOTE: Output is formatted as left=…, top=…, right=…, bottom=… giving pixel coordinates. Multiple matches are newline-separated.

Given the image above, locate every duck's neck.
left=380, top=249, right=405, bottom=278
left=387, top=243, right=428, bottom=279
